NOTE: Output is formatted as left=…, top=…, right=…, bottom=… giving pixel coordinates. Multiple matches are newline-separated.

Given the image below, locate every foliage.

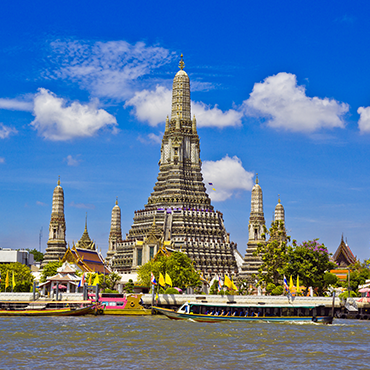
left=339, top=291, right=358, bottom=299
left=0, top=263, right=34, bottom=292
left=97, top=272, right=121, bottom=290
left=125, top=279, right=134, bottom=293
left=266, top=283, right=276, bottom=294
left=103, top=288, right=119, bottom=293
left=137, top=251, right=201, bottom=290
left=164, top=287, right=180, bottom=294
left=271, top=285, right=283, bottom=295
left=323, top=272, right=339, bottom=287
left=210, top=280, right=219, bottom=295
left=254, top=221, right=290, bottom=286
left=40, top=261, right=63, bottom=283
left=26, top=248, right=44, bottom=262
left=283, top=239, right=336, bottom=295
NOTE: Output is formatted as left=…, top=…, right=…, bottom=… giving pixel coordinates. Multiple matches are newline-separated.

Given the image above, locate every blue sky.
left=1, top=1, right=370, bottom=261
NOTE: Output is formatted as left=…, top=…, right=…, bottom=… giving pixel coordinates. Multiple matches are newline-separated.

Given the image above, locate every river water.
left=0, top=316, right=369, bottom=369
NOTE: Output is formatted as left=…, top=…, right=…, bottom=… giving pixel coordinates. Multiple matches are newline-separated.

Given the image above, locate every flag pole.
left=151, top=283, right=155, bottom=315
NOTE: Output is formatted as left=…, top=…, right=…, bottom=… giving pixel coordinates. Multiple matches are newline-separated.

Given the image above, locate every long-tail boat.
left=0, top=302, right=99, bottom=317
left=153, top=301, right=333, bottom=324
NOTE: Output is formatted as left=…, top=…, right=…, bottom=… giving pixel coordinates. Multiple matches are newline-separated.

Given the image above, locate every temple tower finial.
left=255, top=173, right=259, bottom=184
left=179, top=54, right=185, bottom=70
left=116, top=196, right=118, bottom=206
left=58, top=175, right=60, bottom=186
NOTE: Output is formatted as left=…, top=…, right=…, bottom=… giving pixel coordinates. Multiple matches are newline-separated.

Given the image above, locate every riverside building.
left=111, top=56, right=239, bottom=278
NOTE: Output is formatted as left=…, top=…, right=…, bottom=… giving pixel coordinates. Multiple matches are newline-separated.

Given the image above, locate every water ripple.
left=0, top=316, right=369, bottom=369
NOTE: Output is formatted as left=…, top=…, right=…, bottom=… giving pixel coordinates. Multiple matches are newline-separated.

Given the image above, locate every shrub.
left=164, top=287, right=180, bottom=294
left=271, top=285, right=283, bottom=295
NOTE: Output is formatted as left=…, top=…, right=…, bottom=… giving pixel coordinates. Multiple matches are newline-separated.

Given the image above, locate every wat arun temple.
left=43, top=56, right=288, bottom=281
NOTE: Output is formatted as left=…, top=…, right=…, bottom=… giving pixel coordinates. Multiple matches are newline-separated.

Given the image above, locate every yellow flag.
left=159, top=272, right=165, bottom=287
left=12, top=272, right=16, bottom=288
left=231, top=278, right=238, bottom=291
left=289, top=275, right=294, bottom=291
left=5, top=271, right=9, bottom=289
left=296, top=276, right=300, bottom=294
left=224, top=275, right=232, bottom=289
left=93, top=274, right=99, bottom=286
left=88, top=273, right=92, bottom=286
left=165, top=273, right=172, bottom=287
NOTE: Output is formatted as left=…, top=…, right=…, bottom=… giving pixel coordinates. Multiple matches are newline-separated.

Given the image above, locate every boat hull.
left=0, top=304, right=96, bottom=317
left=153, top=307, right=333, bottom=324
left=102, top=308, right=151, bottom=315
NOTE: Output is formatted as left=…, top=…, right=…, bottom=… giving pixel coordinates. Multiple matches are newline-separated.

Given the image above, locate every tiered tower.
left=270, top=196, right=287, bottom=243
left=239, top=175, right=266, bottom=279
left=112, top=56, right=238, bottom=277
left=106, top=198, right=122, bottom=263
left=42, top=177, right=67, bottom=267
left=74, top=214, right=96, bottom=250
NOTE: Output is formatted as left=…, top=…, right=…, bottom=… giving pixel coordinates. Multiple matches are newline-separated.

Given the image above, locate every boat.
left=98, top=293, right=151, bottom=315
left=153, top=301, right=333, bottom=324
left=0, top=302, right=99, bottom=317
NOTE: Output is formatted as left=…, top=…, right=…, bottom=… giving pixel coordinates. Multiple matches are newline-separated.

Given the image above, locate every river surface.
left=0, top=316, right=369, bottom=369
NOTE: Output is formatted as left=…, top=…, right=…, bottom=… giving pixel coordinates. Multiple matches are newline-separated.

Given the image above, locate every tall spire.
left=275, top=195, right=285, bottom=223
left=42, top=177, right=67, bottom=267
left=239, top=175, right=266, bottom=279
left=112, top=58, right=238, bottom=277
left=106, top=198, right=122, bottom=263
left=171, top=54, right=191, bottom=121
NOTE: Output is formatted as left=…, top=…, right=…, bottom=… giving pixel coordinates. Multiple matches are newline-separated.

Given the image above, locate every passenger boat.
left=99, top=293, right=151, bottom=315
left=0, top=302, right=98, bottom=317
left=153, top=301, right=333, bottom=324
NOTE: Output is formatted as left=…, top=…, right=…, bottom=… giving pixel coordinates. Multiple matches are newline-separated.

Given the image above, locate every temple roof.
left=332, top=235, right=356, bottom=267
left=61, top=246, right=111, bottom=274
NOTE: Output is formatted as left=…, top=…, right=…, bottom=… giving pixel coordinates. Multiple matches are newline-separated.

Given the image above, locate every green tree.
left=26, top=249, right=44, bottom=262
left=283, top=239, right=336, bottom=295
left=0, top=263, right=34, bottom=292
left=40, top=261, right=63, bottom=283
left=105, top=272, right=121, bottom=290
left=137, top=251, right=201, bottom=290
left=254, top=221, right=290, bottom=286
left=341, top=260, right=370, bottom=295
left=125, top=279, right=134, bottom=293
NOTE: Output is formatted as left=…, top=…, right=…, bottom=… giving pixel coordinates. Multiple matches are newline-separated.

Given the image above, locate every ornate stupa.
left=42, top=177, right=67, bottom=267
left=74, top=214, right=95, bottom=250
left=239, top=175, right=266, bottom=279
left=106, top=198, right=123, bottom=263
left=111, top=55, right=238, bottom=277
left=269, top=196, right=288, bottom=243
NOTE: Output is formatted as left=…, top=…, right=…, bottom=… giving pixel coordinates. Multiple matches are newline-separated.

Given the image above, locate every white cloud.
left=126, top=85, right=171, bottom=126
left=0, top=123, right=18, bottom=139
left=49, top=40, right=173, bottom=100
left=0, top=157, right=5, bottom=163
left=0, top=98, right=33, bottom=111
left=137, top=132, right=163, bottom=145
left=30, top=88, right=118, bottom=141
left=69, top=201, right=95, bottom=209
left=65, top=154, right=81, bottom=166
left=36, top=201, right=47, bottom=206
left=243, top=72, right=349, bottom=132
left=192, top=101, right=243, bottom=128
left=202, top=155, right=254, bottom=201
left=126, top=85, right=242, bottom=128
left=357, top=106, right=370, bottom=133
